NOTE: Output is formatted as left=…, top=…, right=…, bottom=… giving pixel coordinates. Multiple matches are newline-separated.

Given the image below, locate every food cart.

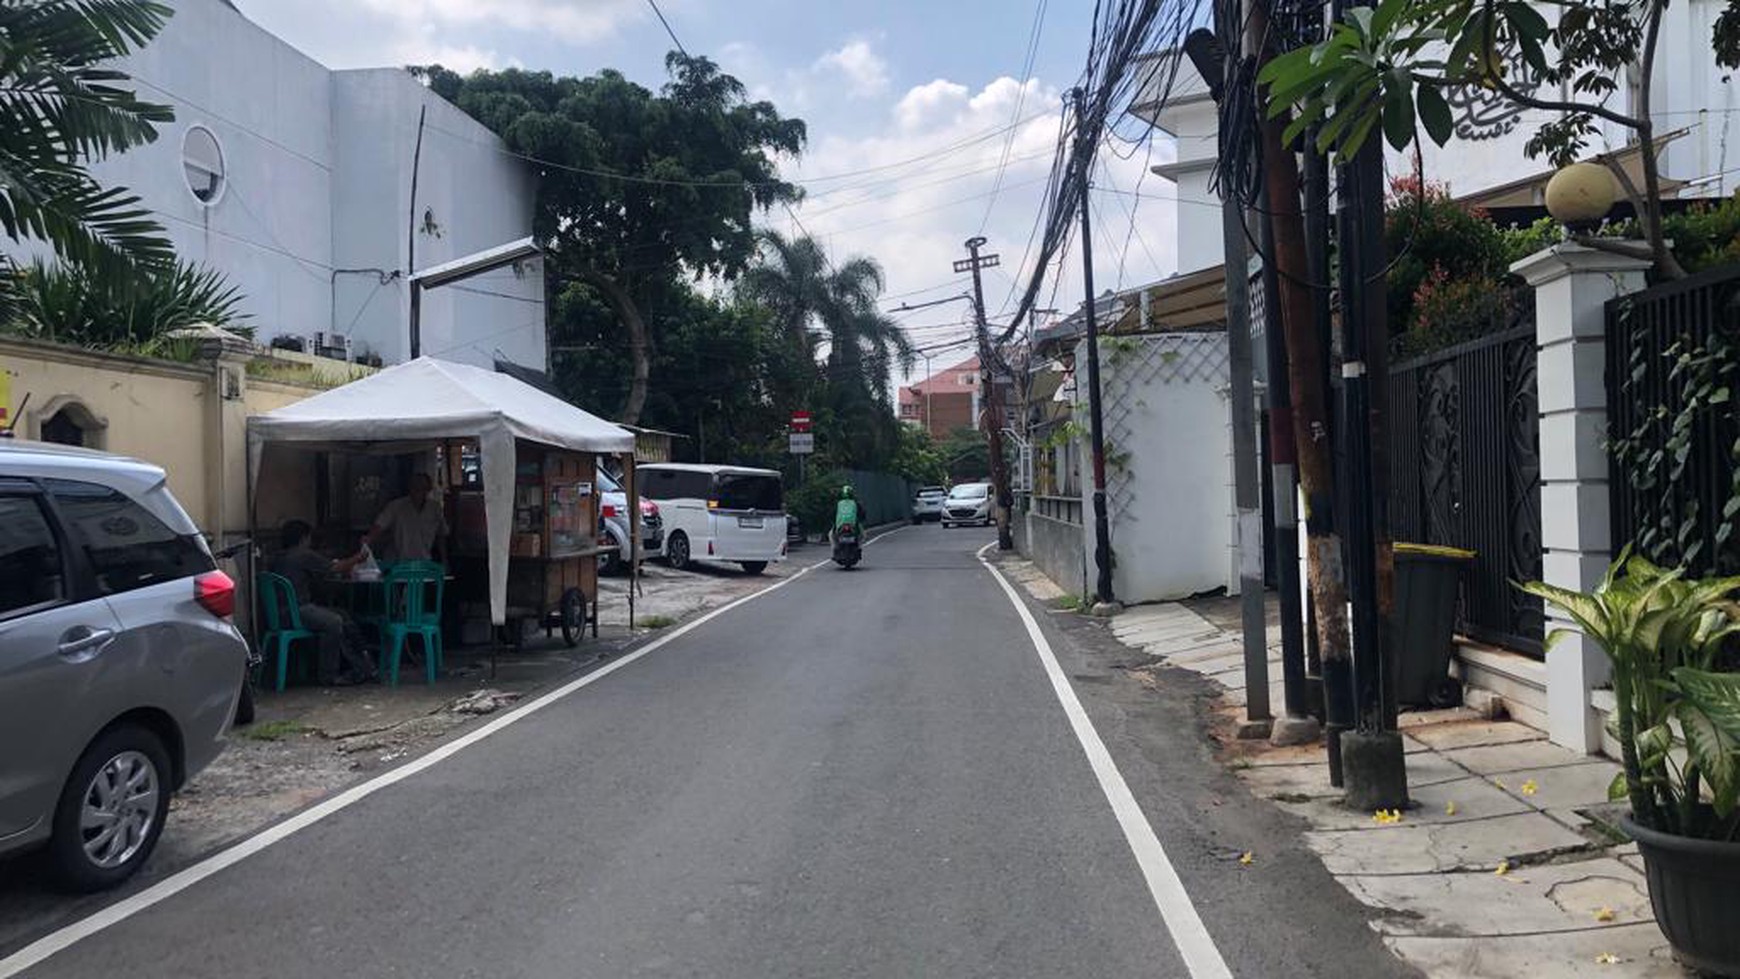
left=247, top=358, right=640, bottom=652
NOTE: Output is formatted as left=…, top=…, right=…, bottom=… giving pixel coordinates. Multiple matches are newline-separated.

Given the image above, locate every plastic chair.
left=380, top=563, right=443, bottom=686
left=256, top=573, right=317, bottom=692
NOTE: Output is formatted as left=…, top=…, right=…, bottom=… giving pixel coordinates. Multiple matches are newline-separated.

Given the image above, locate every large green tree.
left=0, top=0, right=175, bottom=276
left=418, top=55, right=806, bottom=424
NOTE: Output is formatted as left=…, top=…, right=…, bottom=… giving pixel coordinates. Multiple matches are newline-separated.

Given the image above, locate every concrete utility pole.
left=1331, top=0, right=1407, bottom=810
left=957, top=237, right=1014, bottom=551
left=1184, top=18, right=1270, bottom=732
left=1070, top=87, right=1117, bottom=612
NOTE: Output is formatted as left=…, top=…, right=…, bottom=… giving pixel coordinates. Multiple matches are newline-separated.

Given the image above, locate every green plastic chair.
left=380, top=563, right=443, bottom=686
left=256, top=573, right=317, bottom=692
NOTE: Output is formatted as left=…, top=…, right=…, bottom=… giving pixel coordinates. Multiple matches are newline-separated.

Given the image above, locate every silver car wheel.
left=80, top=750, right=159, bottom=870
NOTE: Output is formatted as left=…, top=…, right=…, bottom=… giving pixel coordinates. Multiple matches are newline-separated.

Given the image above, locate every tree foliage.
left=417, top=55, right=806, bottom=424
left=0, top=0, right=176, bottom=277
left=1258, top=0, right=1740, bottom=279
left=3, top=258, right=248, bottom=347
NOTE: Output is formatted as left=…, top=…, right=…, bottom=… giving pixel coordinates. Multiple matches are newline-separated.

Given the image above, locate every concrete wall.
left=0, top=337, right=325, bottom=541
left=1, top=0, right=544, bottom=370
left=1024, top=510, right=1089, bottom=600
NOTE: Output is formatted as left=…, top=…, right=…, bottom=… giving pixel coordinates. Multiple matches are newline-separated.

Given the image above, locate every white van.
left=636, top=464, right=788, bottom=574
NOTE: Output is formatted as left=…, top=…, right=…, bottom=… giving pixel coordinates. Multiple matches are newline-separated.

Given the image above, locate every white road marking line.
left=976, top=543, right=1235, bottom=979
left=0, top=562, right=821, bottom=978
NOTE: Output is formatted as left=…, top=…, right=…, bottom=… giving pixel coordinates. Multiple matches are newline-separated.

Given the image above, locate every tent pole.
left=626, top=452, right=638, bottom=633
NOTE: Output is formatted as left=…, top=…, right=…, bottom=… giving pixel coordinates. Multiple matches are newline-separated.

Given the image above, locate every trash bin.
left=1392, top=542, right=1476, bottom=709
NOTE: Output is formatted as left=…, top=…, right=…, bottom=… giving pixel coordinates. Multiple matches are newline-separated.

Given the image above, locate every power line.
left=980, top=0, right=1051, bottom=234
left=644, top=0, right=689, bottom=57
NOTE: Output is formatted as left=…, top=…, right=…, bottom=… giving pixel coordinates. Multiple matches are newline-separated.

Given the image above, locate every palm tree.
left=0, top=1, right=176, bottom=276
left=740, top=231, right=914, bottom=394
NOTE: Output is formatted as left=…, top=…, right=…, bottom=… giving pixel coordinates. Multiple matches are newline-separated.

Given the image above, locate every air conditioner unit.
left=313, top=332, right=353, bottom=361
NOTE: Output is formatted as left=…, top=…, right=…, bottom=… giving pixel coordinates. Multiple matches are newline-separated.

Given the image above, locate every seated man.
left=269, top=520, right=376, bottom=686
left=367, top=472, right=446, bottom=563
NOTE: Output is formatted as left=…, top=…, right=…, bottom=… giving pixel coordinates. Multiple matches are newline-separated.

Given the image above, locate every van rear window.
left=714, top=474, right=782, bottom=512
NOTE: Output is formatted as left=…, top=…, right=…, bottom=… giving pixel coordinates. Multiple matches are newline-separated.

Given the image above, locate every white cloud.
left=779, top=75, right=1181, bottom=388
left=354, top=0, right=644, bottom=45
left=814, top=39, right=890, bottom=98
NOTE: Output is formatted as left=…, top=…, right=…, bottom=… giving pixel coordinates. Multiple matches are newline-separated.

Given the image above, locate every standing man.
left=269, top=520, right=376, bottom=686
left=368, top=472, right=447, bottom=563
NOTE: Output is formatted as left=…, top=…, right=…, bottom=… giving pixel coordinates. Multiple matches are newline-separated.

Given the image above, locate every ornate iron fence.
left=1606, top=265, right=1740, bottom=577
left=1386, top=322, right=1544, bottom=655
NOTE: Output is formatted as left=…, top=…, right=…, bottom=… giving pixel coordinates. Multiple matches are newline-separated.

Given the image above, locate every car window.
left=638, top=469, right=686, bottom=501
left=949, top=484, right=988, bottom=500
left=714, top=473, right=782, bottom=511
left=46, top=479, right=214, bottom=595
left=596, top=468, right=621, bottom=494
left=0, top=491, right=65, bottom=617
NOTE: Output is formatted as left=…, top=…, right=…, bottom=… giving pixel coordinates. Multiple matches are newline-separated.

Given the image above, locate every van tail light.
left=196, top=570, right=236, bottom=619
left=708, top=539, right=715, bottom=555
left=707, top=500, right=719, bottom=510
left=600, top=504, right=619, bottom=518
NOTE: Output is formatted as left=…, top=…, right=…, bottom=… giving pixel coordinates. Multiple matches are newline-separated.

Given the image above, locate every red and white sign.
left=791, top=411, right=812, bottom=433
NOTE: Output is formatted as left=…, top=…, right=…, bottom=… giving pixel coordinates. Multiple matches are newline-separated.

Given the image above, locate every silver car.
left=0, top=441, right=247, bottom=891
left=911, top=485, right=947, bottom=524
left=940, top=482, right=993, bottom=528
left=595, top=466, right=663, bottom=574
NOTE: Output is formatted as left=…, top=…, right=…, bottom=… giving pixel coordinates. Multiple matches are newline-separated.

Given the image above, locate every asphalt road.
left=5, top=526, right=1410, bottom=978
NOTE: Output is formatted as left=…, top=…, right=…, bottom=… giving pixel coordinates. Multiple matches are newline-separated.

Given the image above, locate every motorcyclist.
left=832, top=485, right=864, bottom=541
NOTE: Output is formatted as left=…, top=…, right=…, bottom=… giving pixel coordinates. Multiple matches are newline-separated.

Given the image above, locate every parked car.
left=0, top=441, right=247, bottom=891
left=911, top=485, right=947, bottom=524
left=940, top=482, right=993, bottom=528
left=636, top=464, right=788, bottom=574
left=595, top=466, right=662, bottom=575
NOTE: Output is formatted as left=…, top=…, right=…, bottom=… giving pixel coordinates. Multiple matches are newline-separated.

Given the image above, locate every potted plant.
left=1521, top=552, right=1740, bottom=975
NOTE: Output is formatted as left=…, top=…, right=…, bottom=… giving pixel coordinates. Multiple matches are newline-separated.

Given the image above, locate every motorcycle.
left=832, top=523, right=862, bottom=569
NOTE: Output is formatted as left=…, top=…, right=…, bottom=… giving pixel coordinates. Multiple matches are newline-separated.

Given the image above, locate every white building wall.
left=1083, top=333, right=1235, bottom=603
left=3, top=0, right=544, bottom=371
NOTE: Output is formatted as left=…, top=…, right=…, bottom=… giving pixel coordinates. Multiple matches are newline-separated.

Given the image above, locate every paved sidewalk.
left=1101, top=600, right=1687, bottom=978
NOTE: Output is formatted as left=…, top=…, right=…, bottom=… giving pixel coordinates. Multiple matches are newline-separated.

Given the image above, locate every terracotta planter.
left=1622, top=814, right=1740, bottom=976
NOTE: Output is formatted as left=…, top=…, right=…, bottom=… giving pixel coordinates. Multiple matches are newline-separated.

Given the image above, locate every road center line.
left=976, top=544, right=1235, bottom=979
left=0, top=560, right=821, bottom=978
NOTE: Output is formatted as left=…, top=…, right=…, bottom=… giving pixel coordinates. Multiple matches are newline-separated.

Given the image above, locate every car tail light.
left=641, top=500, right=659, bottom=517
left=196, top=570, right=236, bottom=619
left=601, top=504, right=619, bottom=518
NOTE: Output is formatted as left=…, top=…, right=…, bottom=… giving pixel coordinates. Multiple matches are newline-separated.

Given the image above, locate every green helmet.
left=840, top=485, right=855, bottom=499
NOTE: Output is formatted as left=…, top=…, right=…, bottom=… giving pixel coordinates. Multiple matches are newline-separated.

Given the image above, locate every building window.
left=40, top=410, right=84, bottom=447
left=182, top=125, right=226, bottom=205
left=958, top=373, right=975, bottom=386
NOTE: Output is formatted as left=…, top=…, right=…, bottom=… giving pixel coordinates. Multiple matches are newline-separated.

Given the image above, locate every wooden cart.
left=500, top=444, right=605, bottom=648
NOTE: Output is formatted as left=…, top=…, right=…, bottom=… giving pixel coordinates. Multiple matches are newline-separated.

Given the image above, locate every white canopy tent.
left=247, top=357, right=636, bottom=625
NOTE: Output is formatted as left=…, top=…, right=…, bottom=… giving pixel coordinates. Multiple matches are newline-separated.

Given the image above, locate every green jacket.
left=834, top=498, right=863, bottom=531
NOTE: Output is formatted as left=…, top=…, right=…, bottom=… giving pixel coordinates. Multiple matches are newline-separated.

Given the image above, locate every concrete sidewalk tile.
left=1306, top=812, right=1588, bottom=875
left=1343, top=857, right=1653, bottom=938
left=1280, top=777, right=1529, bottom=831
left=1384, top=922, right=1678, bottom=979
left=1406, top=751, right=1474, bottom=787
left=1494, top=760, right=1624, bottom=811
left=1443, top=740, right=1593, bottom=775
left=1404, top=735, right=1431, bottom=754
left=1185, top=652, right=1246, bottom=676
left=1117, top=622, right=1225, bottom=650
left=1399, top=707, right=1484, bottom=729
left=1240, top=761, right=1338, bottom=799
left=1408, top=720, right=1545, bottom=752
left=1222, top=681, right=1288, bottom=709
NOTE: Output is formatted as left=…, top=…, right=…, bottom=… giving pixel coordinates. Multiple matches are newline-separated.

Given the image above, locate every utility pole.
left=1183, top=18, right=1270, bottom=732
left=957, top=237, right=1014, bottom=551
left=1071, top=87, right=1116, bottom=611
left=1330, top=0, right=1407, bottom=811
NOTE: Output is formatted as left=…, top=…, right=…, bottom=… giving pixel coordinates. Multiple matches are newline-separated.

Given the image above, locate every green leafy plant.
left=1520, top=552, right=1740, bottom=840
left=4, top=258, right=249, bottom=347
left=1394, top=265, right=1517, bottom=358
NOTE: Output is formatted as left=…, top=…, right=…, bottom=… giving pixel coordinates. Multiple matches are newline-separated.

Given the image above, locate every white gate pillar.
left=1510, top=242, right=1651, bottom=753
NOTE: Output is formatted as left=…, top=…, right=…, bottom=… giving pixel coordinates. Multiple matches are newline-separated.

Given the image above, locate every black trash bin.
left=1391, top=542, right=1476, bottom=709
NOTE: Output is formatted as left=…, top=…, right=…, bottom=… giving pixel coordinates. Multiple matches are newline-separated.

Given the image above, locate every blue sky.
left=234, top=0, right=1180, bottom=375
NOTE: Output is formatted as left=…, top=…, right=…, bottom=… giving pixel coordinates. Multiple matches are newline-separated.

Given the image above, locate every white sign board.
left=789, top=432, right=814, bottom=455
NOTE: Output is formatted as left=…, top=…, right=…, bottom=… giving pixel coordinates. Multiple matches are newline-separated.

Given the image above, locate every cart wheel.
left=1427, top=675, right=1464, bottom=709
left=560, top=588, right=586, bottom=648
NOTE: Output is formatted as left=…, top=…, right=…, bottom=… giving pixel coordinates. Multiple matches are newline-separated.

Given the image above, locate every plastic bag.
left=352, top=543, right=381, bottom=581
